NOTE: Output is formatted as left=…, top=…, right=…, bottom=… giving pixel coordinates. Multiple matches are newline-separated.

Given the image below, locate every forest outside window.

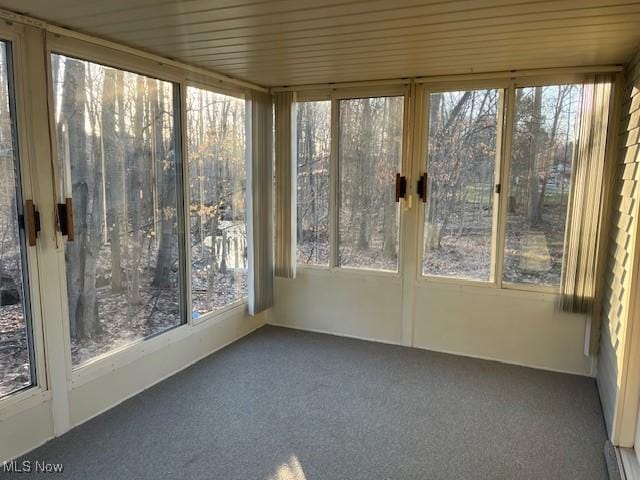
left=503, top=84, right=584, bottom=287
left=51, top=54, right=184, bottom=367
left=338, top=96, right=404, bottom=272
left=423, top=89, right=500, bottom=281
left=296, top=100, right=330, bottom=266
left=187, top=86, right=247, bottom=318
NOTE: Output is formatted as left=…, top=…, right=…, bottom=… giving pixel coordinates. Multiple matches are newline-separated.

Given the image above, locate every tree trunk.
left=205, top=214, right=218, bottom=309
left=527, top=87, right=543, bottom=226
left=425, top=94, right=442, bottom=255
left=307, top=104, right=316, bottom=252
left=357, top=99, right=371, bottom=251
left=535, top=87, right=567, bottom=217
left=152, top=82, right=176, bottom=288
left=129, top=76, right=145, bottom=305
left=102, top=69, right=123, bottom=293
left=116, top=70, right=129, bottom=293
left=60, top=58, right=92, bottom=339
left=80, top=104, right=103, bottom=338
left=383, top=98, right=399, bottom=259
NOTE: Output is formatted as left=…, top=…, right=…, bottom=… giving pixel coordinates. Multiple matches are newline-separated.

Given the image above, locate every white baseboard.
left=268, top=321, right=595, bottom=377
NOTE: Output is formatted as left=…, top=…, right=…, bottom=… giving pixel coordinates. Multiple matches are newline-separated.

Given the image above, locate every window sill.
left=70, top=322, right=189, bottom=387
left=191, top=299, right=248, bottom=327
left=70, top=300, right=249, bottom=388
left=0, top=386, right=51, bottom=420
left=417, top=276, right=561, bottom=298
left=295, top=265, right=401, bottom=281
left=501, top=282, right=558, bottom=295
left=419, top=274, right=493, bottom=288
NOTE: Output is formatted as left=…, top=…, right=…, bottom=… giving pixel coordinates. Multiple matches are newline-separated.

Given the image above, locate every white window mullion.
left=329, top=97, right=339, bottom=269
left=494, top=84, right=516, bottom=289
left=178, top=81, right=193, bottom=326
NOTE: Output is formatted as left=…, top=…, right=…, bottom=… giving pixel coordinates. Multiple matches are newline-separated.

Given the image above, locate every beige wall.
left=273, top=271, right=594, bottom=375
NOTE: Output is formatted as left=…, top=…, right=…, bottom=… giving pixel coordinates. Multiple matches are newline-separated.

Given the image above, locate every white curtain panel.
left=274, top=91, right=297, bottom=278
left=246, top=91, right=274, bottom=315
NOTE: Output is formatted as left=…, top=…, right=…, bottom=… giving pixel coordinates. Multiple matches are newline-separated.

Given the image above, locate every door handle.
left=417, top=173, right=428, bottom=203
left=24, top=199, right=40, bottom=246
left=395, top=173, right=407, bottom=203
left=57, top=198, right=74, bottom=241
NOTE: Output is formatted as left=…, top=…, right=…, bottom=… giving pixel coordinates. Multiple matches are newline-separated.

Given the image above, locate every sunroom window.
left=503, top=84, right=584, bottom=287
left=296, top=100, right=331, bottom=266
left=186, top=86, right=248, bottom=317
left=338, top=96, right=404, bottom=272
left=51, top=54, right=184, bottom=366
left=422, top=89, right=501, bottom=282
left=0, top=41, right=35, bottom=397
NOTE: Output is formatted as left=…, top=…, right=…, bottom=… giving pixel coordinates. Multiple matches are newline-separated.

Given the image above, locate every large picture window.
left=503, top=84, right=583, bottom=286
left=338, top=96, right=404, bottom=272
left=296, top=100, right=330, bottom=266
left=186, top=86, right=247, bottom=318
left=52, top=54, right=184, bottom=367
left=422, top=89, right=500, bottom=281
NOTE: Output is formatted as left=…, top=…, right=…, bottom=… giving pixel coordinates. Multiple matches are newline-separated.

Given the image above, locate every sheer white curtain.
left=274, top=91, right=297, bottom=278
left=246, top=91, right=274, bottom=315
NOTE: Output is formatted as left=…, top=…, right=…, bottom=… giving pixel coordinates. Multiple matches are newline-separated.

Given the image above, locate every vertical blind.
left=274, top=91, right=297, bottom=278
left=560, top=74, right=614, bottom=322
left=246, top=91, right=274, bottom=315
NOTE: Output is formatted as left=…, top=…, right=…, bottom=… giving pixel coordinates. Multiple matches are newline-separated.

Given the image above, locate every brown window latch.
left=24, top=200, right=41, bottom=247
left=395, top=173, right=407, bottom=203
left=416, top=173, right=428, bottom=203
left=57, top=198, right=74, bottom=241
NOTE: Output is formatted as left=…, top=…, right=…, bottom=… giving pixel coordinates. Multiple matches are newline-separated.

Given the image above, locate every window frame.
left=46, top=36, right=191, bottom=376
left=183, top=81, right=250, bottom=326
left=0, top=23, right=49, bottom=411
left=294, top=92, right=334, bottom=273
left=418, top=84, right=506, bottom=287
left=500, top=76, right=591, bottom=294
left=35, top=33, right=258, bottom=388
left=294, top=97, right=332, bottom=268
left=295, top=84, right=411, bottom=278
left=292, top=74, right=600, bottom=292
left=416, top=74, right=595, bottom=294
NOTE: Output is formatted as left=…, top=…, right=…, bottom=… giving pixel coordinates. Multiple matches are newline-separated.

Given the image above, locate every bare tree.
left=102, top=68, right=123, bottom=292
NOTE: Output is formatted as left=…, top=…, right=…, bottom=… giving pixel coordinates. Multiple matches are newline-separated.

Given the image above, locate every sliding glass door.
left=0, top=40, right=36, bottom=398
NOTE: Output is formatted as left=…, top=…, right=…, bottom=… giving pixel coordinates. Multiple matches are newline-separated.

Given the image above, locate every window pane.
left=503, top=84, right=583, bottom=286
left=422, top=90, right=499, bottom=281
left=1, top=42, right=34, bottom=397
left=296, top=101, right=330, bottom=265
left=52, top=54, right=184, bottom=367
left=187, top=87, right=247, bottom=318
left=338, top=96, right=403, bottom=271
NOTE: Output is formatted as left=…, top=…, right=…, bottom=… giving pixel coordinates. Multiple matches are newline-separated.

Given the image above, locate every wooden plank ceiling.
left=2, top=0, right=640, bottom=87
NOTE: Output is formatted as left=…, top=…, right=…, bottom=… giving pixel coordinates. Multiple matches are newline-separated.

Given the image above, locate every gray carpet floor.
left=10, top=325, right=608, bottom=479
